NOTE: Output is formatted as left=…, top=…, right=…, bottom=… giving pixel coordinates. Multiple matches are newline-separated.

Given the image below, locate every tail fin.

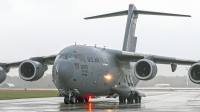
left=84, top=4, right=191, bottom=52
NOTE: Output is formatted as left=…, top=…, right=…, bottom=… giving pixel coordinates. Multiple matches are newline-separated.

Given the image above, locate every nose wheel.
left=64, top=96, right=70, bottom=104
left=70, top=96, right=76, bottom=104
left=64, top=96, right=76, bottom=104
left=64, top=90, right=76, bottom=104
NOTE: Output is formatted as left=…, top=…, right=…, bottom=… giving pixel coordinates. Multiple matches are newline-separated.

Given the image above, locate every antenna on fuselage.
left=103, top=46, right=106, bottom=49
left=75, top=42, right=76, bottom=45
left=95, top=44, right=97, bottom=47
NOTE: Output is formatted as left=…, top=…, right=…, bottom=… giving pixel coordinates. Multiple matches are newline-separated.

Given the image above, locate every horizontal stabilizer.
left=84, top=10, right=128, bottom=19
left=134, top=10, right=191, bottom=17
left=84, top=10, right=191, bottom=20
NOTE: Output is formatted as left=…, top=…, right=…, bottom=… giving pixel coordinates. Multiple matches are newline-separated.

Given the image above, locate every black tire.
left=77, top=97, right=80, bottom=102
left=135, top=97, right=139, bottom=103
left=70, top=96, right=76, bottom=104
left=138, top=96, right=141, bottom=103
left=64, top=97, right=70, bottom=104
left=76, top=97, right=78, bottom=102
left=127, top=95, right=134, bottom=103
left=119, top=96, right=124, bottom=102
left=84, top=97, right=89, bottom=102
left=77, top=97, right=84, bottom=102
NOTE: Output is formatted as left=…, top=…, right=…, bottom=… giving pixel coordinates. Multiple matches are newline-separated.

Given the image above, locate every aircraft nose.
left=56, top=60, right=74, bottom=82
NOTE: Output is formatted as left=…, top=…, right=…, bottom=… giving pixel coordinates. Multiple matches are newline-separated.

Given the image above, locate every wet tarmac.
left=0, top=90, right=200, bottom=112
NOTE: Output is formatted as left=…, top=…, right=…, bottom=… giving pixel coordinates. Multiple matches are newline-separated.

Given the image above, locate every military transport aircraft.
left=0, top=4, right=199, bottom=104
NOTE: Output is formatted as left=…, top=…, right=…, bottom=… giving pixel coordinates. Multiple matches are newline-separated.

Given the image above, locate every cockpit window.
left=58, top=54, right=74, bottom=59
left=75, top=54, right=86, bottom=62
left=66, top=54, right=75, bottom=59
left=60, top=55, right=65, bottom=59
left=58, top=54, right=85, bottom=62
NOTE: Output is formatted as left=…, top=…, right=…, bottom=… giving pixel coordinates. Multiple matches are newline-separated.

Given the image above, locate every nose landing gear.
left=64, top=96, right=76, bottom=104
left=62, top=89, right=82, bottom=104
left=64, top=96, right=70, bottom=104
left=64, top=90, right=76, bottom=104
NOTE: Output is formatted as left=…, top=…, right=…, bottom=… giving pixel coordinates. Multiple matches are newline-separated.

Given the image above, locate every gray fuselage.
left=52, top=45, right=139, bottom=96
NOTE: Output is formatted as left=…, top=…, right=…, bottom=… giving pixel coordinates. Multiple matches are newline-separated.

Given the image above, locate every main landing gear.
left=64, top=96, right=89, bottom=104
left=119, top=94, right=141, bottom=103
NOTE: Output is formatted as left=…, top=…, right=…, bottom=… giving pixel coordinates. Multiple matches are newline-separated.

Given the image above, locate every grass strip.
left=0, top=90, right=58, bottom=100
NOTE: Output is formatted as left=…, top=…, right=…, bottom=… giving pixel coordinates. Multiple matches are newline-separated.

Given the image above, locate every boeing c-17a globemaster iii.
left=0, top=4, right=199, bottom=104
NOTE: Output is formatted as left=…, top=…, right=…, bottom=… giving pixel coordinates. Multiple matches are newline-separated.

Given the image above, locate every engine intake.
left=188, top=63, right=200, bottom=84
left=19, top=60, right=45, bottom=81
left=0, top=67, right=6, bottom=84
left=134, top=59, right=157, bottom=80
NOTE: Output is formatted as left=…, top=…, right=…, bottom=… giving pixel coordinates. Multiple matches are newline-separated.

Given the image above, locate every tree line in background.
left=0, top=74, right=199, bottom=88
left=138, top=75, right=199, bottom=87
left=1, top=74, right=56, bottom=88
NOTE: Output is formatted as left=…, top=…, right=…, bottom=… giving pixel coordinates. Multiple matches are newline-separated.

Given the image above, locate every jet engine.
left=0, top=67, right=6, bottom=84
left=188, top=63, right=200, bottom=84
left=134, top=59, right=157, bottom=80
left=19, top=60, right=45, bottom=81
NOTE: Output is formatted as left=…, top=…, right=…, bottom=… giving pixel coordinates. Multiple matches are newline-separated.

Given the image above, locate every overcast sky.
left=1, top=0, right=199, bottom=76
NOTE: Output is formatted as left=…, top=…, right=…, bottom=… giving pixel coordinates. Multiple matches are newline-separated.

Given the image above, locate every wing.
left=117, top=51, right=197, bottom=65
left=0, top=54, right=57, bottom=72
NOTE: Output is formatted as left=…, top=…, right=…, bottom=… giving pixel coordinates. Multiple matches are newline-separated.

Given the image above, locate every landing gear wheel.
left=70, top=96, right=76, bottom=104
left=84, top=97, right=89, bottom=102
left=127, top=95, right=134, bottom=103
left=119, top=96, right=125, bottom=103
left=77, top=97, right=84, bottom=102
left=64, top=96, right=70, bottom=104
left=138, top=96, right=141, bottom=103
left=135, top=97, right=139, bottom=103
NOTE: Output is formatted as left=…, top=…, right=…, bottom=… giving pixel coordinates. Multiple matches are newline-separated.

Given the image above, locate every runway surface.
left=0, top=90, right=200, bottom=112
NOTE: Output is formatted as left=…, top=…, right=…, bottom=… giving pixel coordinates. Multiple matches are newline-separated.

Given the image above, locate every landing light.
left=104, top=74, right=112, bottom=80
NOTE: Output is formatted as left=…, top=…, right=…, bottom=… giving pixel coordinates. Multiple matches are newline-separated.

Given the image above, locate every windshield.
left=58, top=54, right=85, bottom=62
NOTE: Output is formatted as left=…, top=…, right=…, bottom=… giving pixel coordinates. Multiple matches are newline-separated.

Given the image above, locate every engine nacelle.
left=19, top=60, right=45, bottom=81
left=188, top=63, right=200, bottom=84
left=134, top=59, right=157, bottom=80
left=0, top=67, right=6, bottom=84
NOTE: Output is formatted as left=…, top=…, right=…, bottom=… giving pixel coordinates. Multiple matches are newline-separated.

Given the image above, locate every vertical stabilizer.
left=84, top=4, right=191, bottom=52
left=122, top=4, right=138, bottom=52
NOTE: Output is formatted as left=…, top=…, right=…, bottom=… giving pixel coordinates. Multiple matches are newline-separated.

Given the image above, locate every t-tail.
left=84, top=4, right=191, bottom=52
